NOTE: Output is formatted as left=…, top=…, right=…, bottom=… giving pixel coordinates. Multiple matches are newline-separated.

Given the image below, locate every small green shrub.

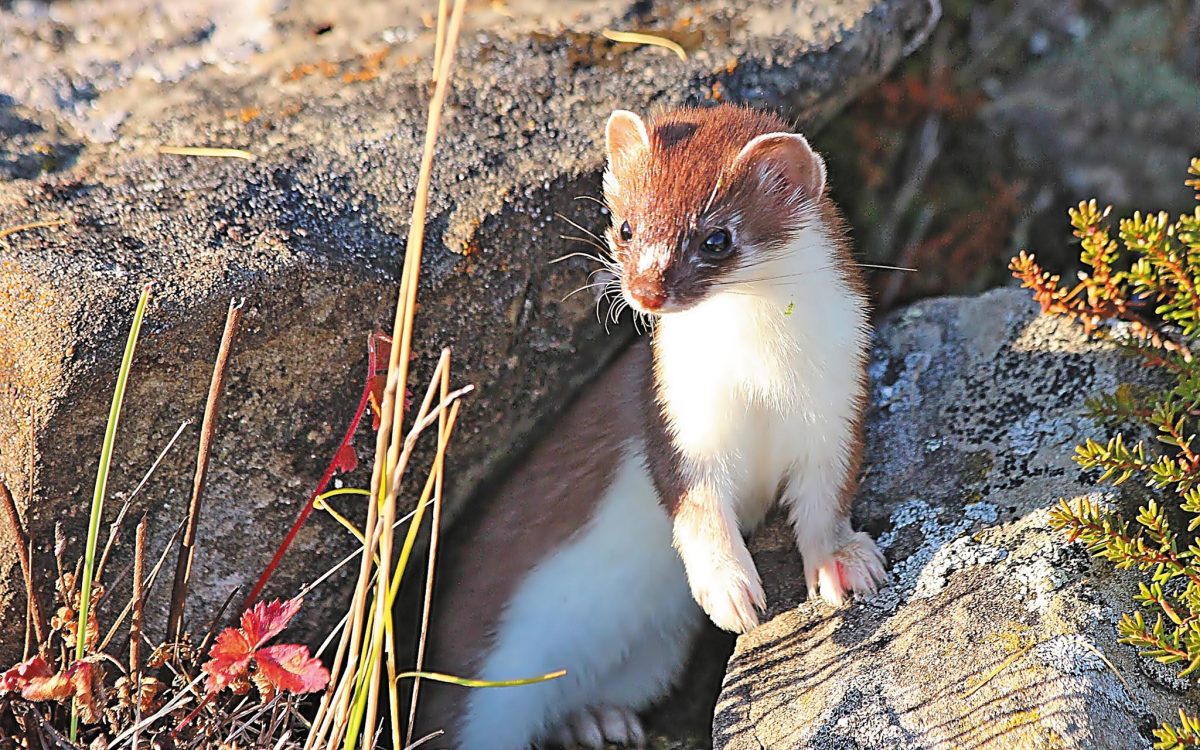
left=1011, top=157, right=1200, bottom=748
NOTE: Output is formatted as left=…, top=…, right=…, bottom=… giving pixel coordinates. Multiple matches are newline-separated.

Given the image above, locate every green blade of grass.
left=71, top=283, right=152, bottom=741
left=394, top=669, right=567, bottom=688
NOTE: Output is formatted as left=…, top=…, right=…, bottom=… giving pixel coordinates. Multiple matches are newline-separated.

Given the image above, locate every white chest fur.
left=654, top=227, right=868, bottom=530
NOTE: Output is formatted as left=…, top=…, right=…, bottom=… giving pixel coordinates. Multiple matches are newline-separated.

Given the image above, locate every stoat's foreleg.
left=784, top=460, right=886, bottom=606
left=671, top=481, right=765, bottom=634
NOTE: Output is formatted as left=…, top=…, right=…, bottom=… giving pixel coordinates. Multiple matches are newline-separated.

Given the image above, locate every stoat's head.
left=602, top=104, right=829, bottom=315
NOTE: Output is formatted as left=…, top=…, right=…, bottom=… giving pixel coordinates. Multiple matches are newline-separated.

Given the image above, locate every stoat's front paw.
left=807, top=531, right=887, bottom=606
left=686, top=556, right=766, bottom=634
left=546, top=705, right=646, bottom=749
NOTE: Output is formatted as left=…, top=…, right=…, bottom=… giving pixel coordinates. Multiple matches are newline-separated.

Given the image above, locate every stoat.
left=416, top=104, right=886, bottom=750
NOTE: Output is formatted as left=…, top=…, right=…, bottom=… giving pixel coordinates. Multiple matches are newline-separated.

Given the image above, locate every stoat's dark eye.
left=619, top=221, right=633, bottom=242
left=701, top=228, right=732, bottom=257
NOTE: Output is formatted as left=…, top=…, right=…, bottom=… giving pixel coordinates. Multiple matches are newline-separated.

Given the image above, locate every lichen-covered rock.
left=0, top=0, right=937, bottom=662
left=715, top=288, right=1200, bottom=750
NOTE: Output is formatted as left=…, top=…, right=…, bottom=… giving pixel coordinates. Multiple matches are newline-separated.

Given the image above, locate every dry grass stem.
left=1077, top=639, right=1134, bottom=698
left=98, top=516, right=186, bottom=653
left=168, top=298, right=244, bottom=642
left=432, top=0, right=448, bottom=82
left=157, top=146, right=256, bottom=160
left=309, top=0, right=468, bottom=745
left=129, top=515, right=147, bottom=750
left=108, top=674, right=205, bottom=748
left=130, top=515, right=147, bottom=683
left=364, top=351, right=454, bottom=748
left=601, top=29, right=687, bottom=60
left=963, top=642, right=1034, bottom=699
left=95, top=420, right=190, bottom=587
left=0, top=218, right=68, bottom=250
left=0, top=479, right=47, bottom=647
left=405, top=354, right=452, bottom=746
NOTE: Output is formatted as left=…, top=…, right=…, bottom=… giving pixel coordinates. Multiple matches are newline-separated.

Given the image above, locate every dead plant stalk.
left=306, top=0, right=468, bottom=746
left=0, top=479, right=47, bottom=648
left=406, top=355, right=452, bottom=746
left=130, top=515, right=147, bottom=750
left=167, top=298, right=244, bottom=642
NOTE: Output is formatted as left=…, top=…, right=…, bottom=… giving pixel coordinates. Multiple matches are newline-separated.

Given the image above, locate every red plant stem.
left=0, top=479, right=47, bottom=647
left=1073, top=516, right=1200, bottom=589
left=172, top=688, right=217, bottom=737
left=242, top=333, right=381, bottom=610
left=167, top=299, right=244, bottom=642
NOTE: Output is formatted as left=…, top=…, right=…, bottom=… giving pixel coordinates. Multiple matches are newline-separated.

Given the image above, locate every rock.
left=714, top=288, right=1199, bottom=750
left=0, top=0, right=938, bottom=660
left=984, top=5, right=1200, bottom=215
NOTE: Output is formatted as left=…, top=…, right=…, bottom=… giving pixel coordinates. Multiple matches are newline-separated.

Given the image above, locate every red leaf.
left=67, top=662, right=102, bottom=724
left=241, top=597, right=303, bottom=648
left=255, top=644, right=329, bottom=694
left=1, top=655, right=54, bottom=693
left=21, top=671, right=71, bottom=702
left=2, top=655, right=99, bottom=709
left=202, top=628, right=253, bottom=693
left=332, top=440, right=359, bottom=475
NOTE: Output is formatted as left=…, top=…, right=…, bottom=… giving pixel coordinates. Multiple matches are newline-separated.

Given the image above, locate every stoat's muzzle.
left=624, top=269, right=668, bottom=312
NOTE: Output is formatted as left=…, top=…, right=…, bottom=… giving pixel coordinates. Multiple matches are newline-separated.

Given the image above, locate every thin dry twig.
left=0, top=218, right=68, bottom=250
left=168, top=299, right=244, bottom=642
left=963, top=642, right=1034, bottom=699
left=95, top=420, right=191, bottom=589
left=158, top=146, right=255, bottom=161
left=406, top=354, right=453, bottom=746
left=601, top=29, right=687, bottom=60
left=0, top=479, right=47, bottom=647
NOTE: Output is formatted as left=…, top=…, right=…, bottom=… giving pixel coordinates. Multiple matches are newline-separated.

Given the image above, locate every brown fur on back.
left=413, top=342, right=650, bottom=746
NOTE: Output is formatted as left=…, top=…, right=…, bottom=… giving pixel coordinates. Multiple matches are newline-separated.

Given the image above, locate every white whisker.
left=551, top=250, right=609, bottom=265
left=562, top=281, right=610, bottom=303
left=556, top=212, right=608, bottom=246
left=558, top=235, right=608, bottom=253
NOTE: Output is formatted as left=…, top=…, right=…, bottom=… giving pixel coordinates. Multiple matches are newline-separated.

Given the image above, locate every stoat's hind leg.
left=545, top=705, right=646, bottom=749
left=541, top=602, right=700, bottom=749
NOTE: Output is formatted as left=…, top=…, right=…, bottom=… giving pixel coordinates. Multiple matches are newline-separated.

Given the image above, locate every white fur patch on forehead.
left=635, top=244, right=672, bottom=273
left=733, top=132, right=827, bottom=202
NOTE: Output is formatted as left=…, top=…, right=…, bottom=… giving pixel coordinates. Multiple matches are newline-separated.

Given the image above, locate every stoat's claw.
left=546, top=705, right=647, bottom=749
left=689, top=559, right=765, bottom=634
left=809, top=532, right=887, bottom=606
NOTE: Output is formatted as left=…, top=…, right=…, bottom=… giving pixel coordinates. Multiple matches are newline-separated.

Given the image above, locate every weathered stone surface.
left=0, top=0, right=937, bottom=661
left=715, top=288, right=1200, bottom=749
left=983, top=5, right=1200, bottom=215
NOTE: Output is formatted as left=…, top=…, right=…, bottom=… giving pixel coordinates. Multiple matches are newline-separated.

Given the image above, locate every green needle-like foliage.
left=1012, top=158, right=1200, bottom=746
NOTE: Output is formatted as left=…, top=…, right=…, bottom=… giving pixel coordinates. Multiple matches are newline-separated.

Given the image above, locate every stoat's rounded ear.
left=605, top=110, right=650, bottom=170
left=733, top=132, right=826, bottom=201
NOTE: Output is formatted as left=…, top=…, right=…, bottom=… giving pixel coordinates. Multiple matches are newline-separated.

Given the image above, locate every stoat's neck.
left=651, top=225, right=867, bottom=413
